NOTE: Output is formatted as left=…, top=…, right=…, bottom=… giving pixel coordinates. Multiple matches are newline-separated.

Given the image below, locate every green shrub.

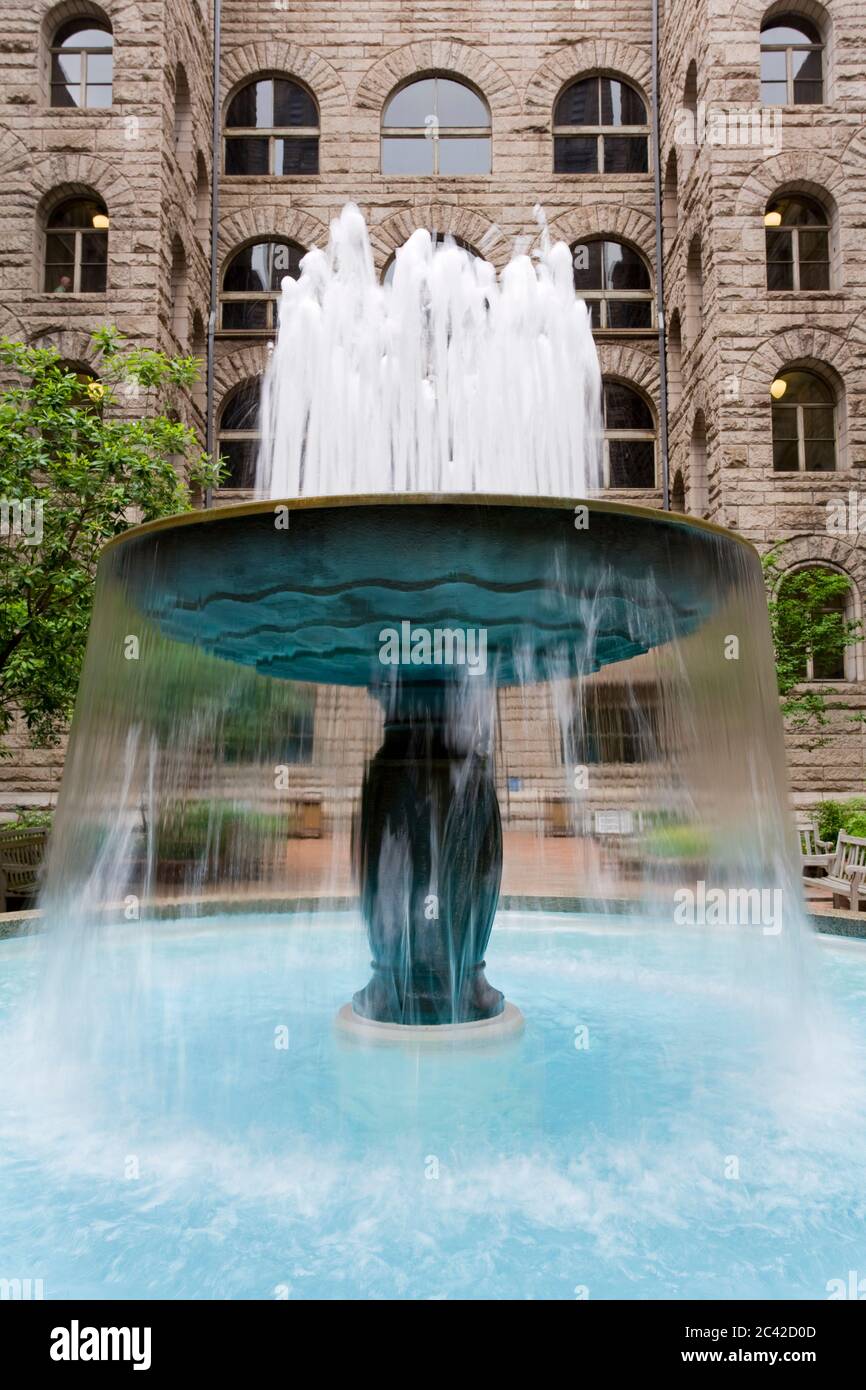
left=815, top=798, right=866, bottom=847
left=10, top=807, right=54, bottom=830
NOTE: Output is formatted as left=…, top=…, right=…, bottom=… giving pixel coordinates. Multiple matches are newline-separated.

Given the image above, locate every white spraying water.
left=256, top=204, right=603, bottom=499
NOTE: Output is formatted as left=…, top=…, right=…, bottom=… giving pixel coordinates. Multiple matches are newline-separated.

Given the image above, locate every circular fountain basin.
left=1, top=912, right=864, bottom=1300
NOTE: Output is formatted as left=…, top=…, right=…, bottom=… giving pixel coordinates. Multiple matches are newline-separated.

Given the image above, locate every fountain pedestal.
left=352, top=685, right=505, bottom=1026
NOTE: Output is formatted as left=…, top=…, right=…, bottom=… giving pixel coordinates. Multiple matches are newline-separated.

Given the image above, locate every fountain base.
left=335, top=1000, right=524, bottom=1045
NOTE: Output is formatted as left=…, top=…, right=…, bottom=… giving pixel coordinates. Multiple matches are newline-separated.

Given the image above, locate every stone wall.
left=1, top=0, right=865, bottom=808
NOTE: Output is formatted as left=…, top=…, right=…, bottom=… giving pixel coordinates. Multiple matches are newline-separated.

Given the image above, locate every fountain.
left=3, top=207, right=864, bottom=1301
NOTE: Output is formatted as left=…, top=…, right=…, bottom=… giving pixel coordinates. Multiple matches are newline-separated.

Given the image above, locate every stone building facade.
left=1, top=0, right=865, bottom=810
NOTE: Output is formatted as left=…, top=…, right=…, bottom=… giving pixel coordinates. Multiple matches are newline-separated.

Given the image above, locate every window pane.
left=603, top=136, right=648, bottom=173
left=273, top=136, right=319, bottom=174
left=765, top=229, right=793, bottom=263
left=227, top=81, right=273, bottom=129
left=554, top=135, right=597, bottom=173
left=381, top=136, right=434, bottom=174
left=813, top=642, right=845, bottom=680
left=792, top=50, right=822, bottom=81
left=87, top=54, right=113, bottom=83
left=797, top=230, right=829, bottom=266
left=272, top=80, right=317, bottom=127
left=79, top=262, right=108, bottom=292
left=773, top=438, right=800, bottom=470
left=52, top=52, right=80, bottom=83
left=584, top=299, right=601, bottom=329
left=804, top=439, right=836, bottom=471
left=437, top=136, right=490, bottom=175
left=792, top=79, right=823, bottom=104
left=781, top=371, right=832, bottom=404
left=44, top=239, right=75, bottom=291
left=761, top=22, right=820, bottom=43
left=572, top=240, right=603, bottom=292
left=603, top=241, right=649, bottom=290
left=767, top=258, right=795, bottom=291
left=761, top=81, right=789, bottom=105
left=760, top=51, right=787, bottom=81
left=803, top=406, right=834, bottom=440
left=605, top=382, right=653, bottom=430
left=779, top=197, right=825, bottom=226
left=225, top=242, right=300, bottom=292
left=56, top=24, right=112, bottom=48
left=220, top=439, right=258, bottom=489
left=49, top=200, right=104, bottom=228
left=85, top=83, right=112, bottom=107
left=554, top=77, right=598, bottom=127
left=80, top=231, right=108, bottom=263
left=606, top=299, right=653, bottom=330
left=771, top=405, right=798, bottom=439
left=608, top=440, right=655, bottom=488
left=383, top=79, right=436, bottom=127
left=225, top=136, right=269, bottom=175
left=798, top=259, right=830, bottom=290
left=435, top=79, right=488, bottom=127
left=600, top=78, right=646, bottom=126
left=222, top=300, right=270, bottom=331
left=51, top=82, right=81, bottom=107
left=221, top=387, right=260, bottom=432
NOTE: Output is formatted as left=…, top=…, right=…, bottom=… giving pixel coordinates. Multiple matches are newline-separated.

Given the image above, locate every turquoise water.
left=1, top=913, right=864, bottom=1300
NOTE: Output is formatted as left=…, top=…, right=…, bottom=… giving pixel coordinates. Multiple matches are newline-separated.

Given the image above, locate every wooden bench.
left=796, top=813, right=833, bottom=874
left=0, top=827, right=48, bottom=913
left=803, top=830, right=866, bottom=911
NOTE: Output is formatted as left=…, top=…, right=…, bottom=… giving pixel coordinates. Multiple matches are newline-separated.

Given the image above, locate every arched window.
left=553, top=75, right=648, bottom=174
left=760, top=15, right=824, bottom=105
left=220, top=240, right=304, bottom=334
left=218, top=380, right=260, bottom=487
left=571, top=238, right=653, bottom=330
left=224, top=77, right=319, bottom=175
left=667, top=310, right=683, bottom=411
left=765, top=194, right=830, bottom=291
left=170, top=237, right=188, bottom=345
left=685, top=236, right=703, bottom=344
left=190, top=312, right=206, bottom=412
left=381, top=76, right=491, bottom=175
left=689, top=412, right=709, bottom=515
left=777, top=567, right=852, bottom=680
left=58, top=361, right=102, bottom=412
left=382, top=232, right=480, bottom=285
left=770, top=369, right=836, bottom=471
left=671, top=469, right=686, bottom=513
left=50, top=19, right=113, bottom=108
left=195, top=152, right=209, bottom=243
left=173, top=65, right=193, bottom=175
left=44, top=196, right=109, bottom=293
left=663, top=149, right=678, bottom=242
left=602, top=380, right=656, bottom=488
left=683, top=60, right=698, bottom=116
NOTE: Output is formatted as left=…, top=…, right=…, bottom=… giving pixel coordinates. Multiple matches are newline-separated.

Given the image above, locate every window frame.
left=571, top=238, right=655, bottom=334
left=218, top=239, right=305, bottom=336
left=770, top=371, right=837, bottom=473
left=553, top=75, right=650, bottom=176
left=43, top=198, right=109, bottom=295
left=49, top=21, right=114, bottom=110
left=779, top=567, right=851, bottom=682
left=380, top=76, right=492, bottom=177
left=602, top=380, right=657, bottom=489
left=760, top=18, right=824, bottom=106
left=764, top=196, right=831, bottom=292
left=223, top=77, right=320, bottom=178
left=217, top=381, right=261, bottom=489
